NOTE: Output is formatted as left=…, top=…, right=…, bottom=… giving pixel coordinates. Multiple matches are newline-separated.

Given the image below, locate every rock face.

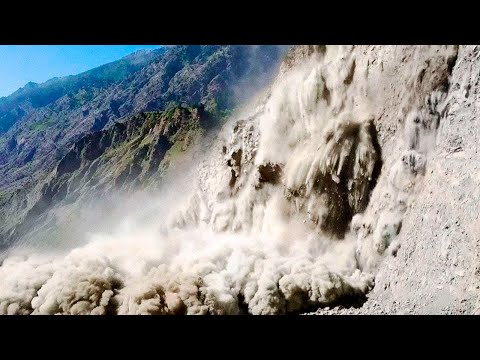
left=301, top=46, right=479, bottom=315
left=0, top=45, right=288, bottom=244
left=346, top=45, right=480, bottom=315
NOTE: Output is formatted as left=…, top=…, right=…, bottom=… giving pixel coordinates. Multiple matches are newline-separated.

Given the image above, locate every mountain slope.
left=0, top=48, right=165, bottom=134
left=7, top=105, right=215, bottom=246
left=0, top=45, right=288, bottom=245
left=330, top=45, right=480, bottom=315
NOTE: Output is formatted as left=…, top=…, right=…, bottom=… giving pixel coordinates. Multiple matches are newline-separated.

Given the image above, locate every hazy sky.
left=0, top=45, right=161, bottom=97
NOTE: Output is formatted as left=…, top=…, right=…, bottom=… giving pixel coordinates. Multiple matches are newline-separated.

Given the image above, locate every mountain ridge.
left=0, top=47, right=166, bottom=131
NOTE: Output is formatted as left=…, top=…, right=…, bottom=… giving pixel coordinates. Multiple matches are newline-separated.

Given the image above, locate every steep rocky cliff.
left=313, top=45, right=480, bottom=315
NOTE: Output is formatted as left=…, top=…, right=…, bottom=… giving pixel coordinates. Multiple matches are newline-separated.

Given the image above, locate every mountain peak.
left=24, top=81, right=39, bottom=88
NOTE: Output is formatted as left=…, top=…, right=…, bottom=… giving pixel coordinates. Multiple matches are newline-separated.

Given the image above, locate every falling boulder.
left=258, top=163, right=282, bottom=186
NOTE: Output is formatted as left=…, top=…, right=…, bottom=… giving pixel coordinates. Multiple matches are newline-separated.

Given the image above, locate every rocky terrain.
left=312, top=46, right=480, bottom=315
left=6, top=105, right=220, bottom=247
left=0, top=45, right=478, bottom=315
left=0, top=45, right=287, bottom=245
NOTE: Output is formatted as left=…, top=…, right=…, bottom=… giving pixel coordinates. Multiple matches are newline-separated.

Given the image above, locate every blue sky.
left=0, top=45, right=161, bottom=97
